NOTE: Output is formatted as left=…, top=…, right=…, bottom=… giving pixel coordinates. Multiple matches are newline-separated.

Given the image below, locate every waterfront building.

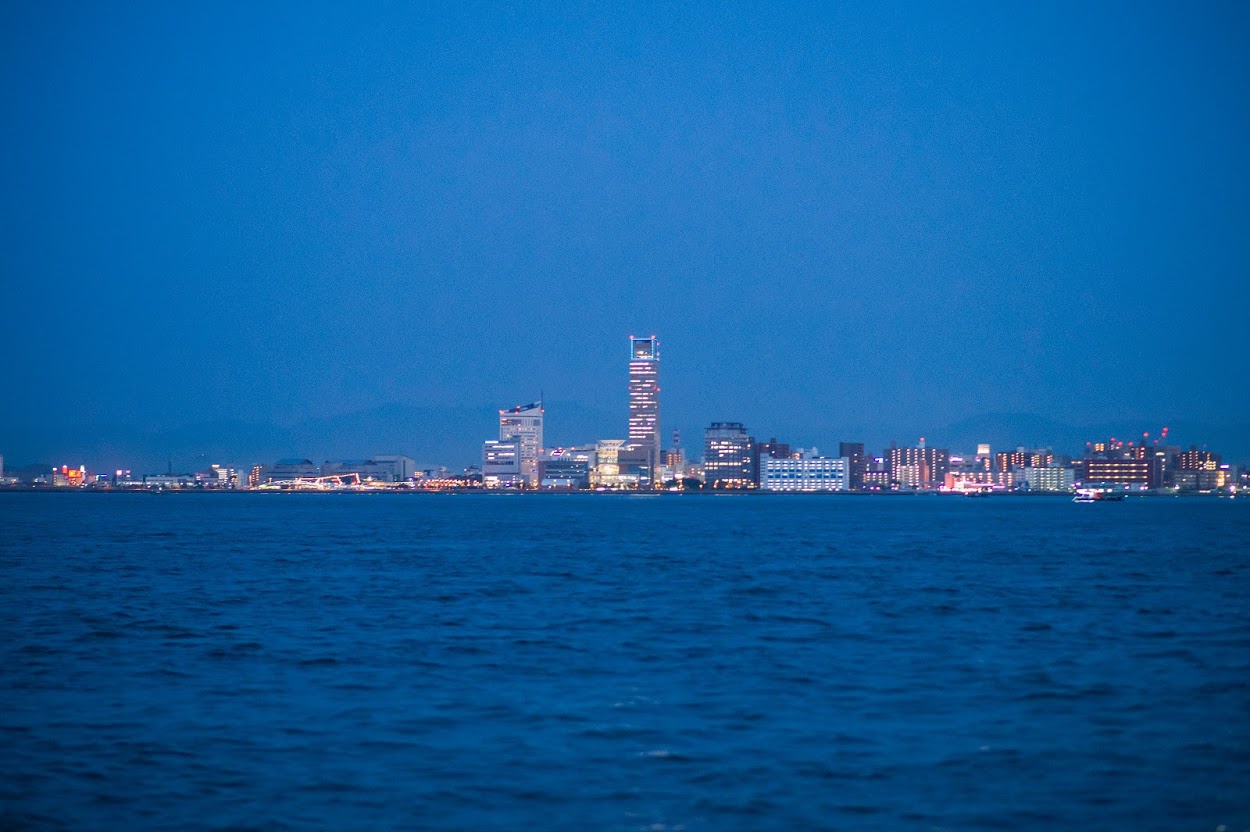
left=499, top=401, right=543, bottom=486
left=704, top=422, right=753, bottom=488
left=1019, top=466, right=1074, bottom=492
left=627, top=336, right=661, bottom=473
left=538, top=447, right=595, bottom=489
left=618, top=444, right=655, bottom=487
left=195, top=464, right=238, bottom=488
left=751, top=437, right=791, bottom=487
left=944, top=470, right=1019, bottom=492
left=482, top=439, right=522, bottom=488
left=887, top=440, right=949, bottom=489
left=322, top=456, right=418, bottom=483
left=142, top=474, right=195, bottom=488
left=593, top=439, right=625, bottom=486
left=1083, top=458, right=1158, bottom=488
left=839, top=442, right=866, bottom=490
left=1173, top=469, right=1219, bottom=492
left=760, top=453, right=849, bottom=492
left=975, top=444, right=992, bottom=472
left=367, top=455, right=419, bottom=482
left=263, top=459, right=320, bottom=481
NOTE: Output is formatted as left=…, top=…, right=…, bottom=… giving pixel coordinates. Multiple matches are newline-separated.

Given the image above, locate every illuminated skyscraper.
left=499, top=401, right=543, bottom=486
left=627, top=336, right=661, bottom=473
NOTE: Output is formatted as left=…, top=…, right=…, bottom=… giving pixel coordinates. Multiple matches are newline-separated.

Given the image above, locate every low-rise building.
left=760, top=453, right=849, bottom=492
left=1019, top=466, right=1074, bottom=492
left=1083, top=458, right=1159, bottom=488
left=482, top=440, right=522, bottom=488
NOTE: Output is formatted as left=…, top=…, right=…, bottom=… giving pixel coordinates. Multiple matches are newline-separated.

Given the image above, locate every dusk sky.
left=2, top=2, right=1247, bottom=469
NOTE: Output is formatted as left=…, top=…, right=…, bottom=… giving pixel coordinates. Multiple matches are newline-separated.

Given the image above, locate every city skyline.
left=3, top=331, right=1245, bottom=489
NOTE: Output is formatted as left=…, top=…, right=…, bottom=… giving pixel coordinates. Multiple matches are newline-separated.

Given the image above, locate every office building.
left=839, top=442, right=866, bottom=489
left=500, top=401, right=543, bottom=486
left=627, top=336, right=661, bottom=473
left=704, top=422, right=753, bottom=488
left=1083, top=458, right=1158, bottom=488
left=751, top=437, right=791, bottom=487
left=760, top=453, right=849, bottom=492
left=618, top=445, right=655, bottom=487
left=482, top=439, right=521, bottom=488
left=538, top=447, right=594, bottom=489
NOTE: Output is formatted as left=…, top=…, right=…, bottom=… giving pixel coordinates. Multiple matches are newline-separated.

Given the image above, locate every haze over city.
left=2, top=2, right=1247, bottom=471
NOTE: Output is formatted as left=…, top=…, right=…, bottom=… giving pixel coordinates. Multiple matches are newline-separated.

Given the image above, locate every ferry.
left=1073, top=487, right=1124, bottom=503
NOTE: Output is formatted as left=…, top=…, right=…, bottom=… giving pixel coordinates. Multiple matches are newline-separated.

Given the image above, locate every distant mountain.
left=935, top=413, right=1250, bottom=462
left=0, top=399, right=621, bottom=474
left=3, top=407, right=1246, bottom=473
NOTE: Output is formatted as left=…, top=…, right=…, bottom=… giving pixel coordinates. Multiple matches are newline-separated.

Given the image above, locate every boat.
left=1073, top=487, right=1124, bottom=503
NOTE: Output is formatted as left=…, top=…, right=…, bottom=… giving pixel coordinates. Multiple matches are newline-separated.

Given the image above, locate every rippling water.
left=1, top=492, right=1247, bottom=830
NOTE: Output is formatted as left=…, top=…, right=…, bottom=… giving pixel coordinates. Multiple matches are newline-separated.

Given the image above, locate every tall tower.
left=628, top=335, right=661, bottom=473
left=499, top=400, right=543, bottom=486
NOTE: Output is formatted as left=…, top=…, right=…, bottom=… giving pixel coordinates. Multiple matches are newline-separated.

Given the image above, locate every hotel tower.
left=627, top=336, right=661, bottom=472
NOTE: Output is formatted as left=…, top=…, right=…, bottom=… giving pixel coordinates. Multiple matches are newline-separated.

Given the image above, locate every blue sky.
left=1, top=1, right=1247, bottom=468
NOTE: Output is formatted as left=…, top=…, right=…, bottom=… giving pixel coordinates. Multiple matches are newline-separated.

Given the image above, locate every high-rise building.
left=887, top=440, right=950, bottom=489
left=499, top=401, right=543, bottom=486
left=704, top=422, right=753, bottom=488
left=839, top=442, right=865, bottom=490
left=627, top=336, right=661, bottom=473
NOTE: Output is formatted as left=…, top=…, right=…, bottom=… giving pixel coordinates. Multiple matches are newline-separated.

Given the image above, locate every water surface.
left=1, top=493, right=1247, bottom=830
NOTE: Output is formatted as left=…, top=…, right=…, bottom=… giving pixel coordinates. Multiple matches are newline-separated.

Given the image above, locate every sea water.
left=1, top=492, right=1247, bottom=831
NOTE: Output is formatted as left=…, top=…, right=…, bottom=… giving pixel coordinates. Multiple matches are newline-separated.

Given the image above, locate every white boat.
left=1073, top=487, right=1124, bottom=503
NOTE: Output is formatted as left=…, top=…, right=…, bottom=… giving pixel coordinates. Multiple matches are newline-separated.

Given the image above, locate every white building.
left=760, top=454, right=849, bottom=492
left=499, top=401, right=543, bottom=486
left=1021, top=465, right=1075, bottom=492
left=482, top=439, right=522, bottom=488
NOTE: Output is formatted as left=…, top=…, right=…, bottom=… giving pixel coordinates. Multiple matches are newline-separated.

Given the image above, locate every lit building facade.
left=1177, top=447, right=1219, bottom=471
left=839, top=442, right=866, bottom=490
left=499, top=401, right=543, bottom=486
left=627, top=336, right=661, bottom=473
left=482, top=439, right=521, bottom=487
left=887, top=441, right=950, bottom=489
left=1083, top=458, right=1158, bottom=488
left=704, top=422, right=753, bottom=488
left=1019, top=466, right=1074, bottom=492
left=760, top=454, right=849, bottom=492
left=751, top=437, right=791, bottom=487
left=538, top=447, right=595, bottom=489
left=593, top=439, right=625, bottom=486
left=944, top=470, right=1019, bottom=491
